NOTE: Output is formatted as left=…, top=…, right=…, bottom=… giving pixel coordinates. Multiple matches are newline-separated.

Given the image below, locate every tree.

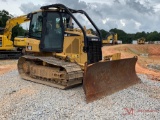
left=100, top=29, right=108, bottom=39
left=0, top=10, right=13, bottom=27
left=11, top=25, right=26, bottom=40
left=134, top=31, right=147, bottom=40
left=146, top=31, right=160, bottom=41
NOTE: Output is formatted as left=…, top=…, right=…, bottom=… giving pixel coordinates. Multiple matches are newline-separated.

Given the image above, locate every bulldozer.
left=0, top=15, right=29, bottom=59
left=17, top=4, right=140, bottom=103
left=137, top=37, right=145, bottom=44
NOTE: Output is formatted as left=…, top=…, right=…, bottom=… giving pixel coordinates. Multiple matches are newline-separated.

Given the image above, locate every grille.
left=87, top=41, right=102, bottom=64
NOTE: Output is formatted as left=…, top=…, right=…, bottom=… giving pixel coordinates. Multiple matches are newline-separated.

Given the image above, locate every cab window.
left=30, top=12, right=42, bottom=38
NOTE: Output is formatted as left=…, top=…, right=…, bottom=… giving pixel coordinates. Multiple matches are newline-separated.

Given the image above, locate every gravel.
left=147, top=64, right=160, bottom=71
left=0, top=70, right=159, bottom=120
left=0, top=60, right=18, bottom=66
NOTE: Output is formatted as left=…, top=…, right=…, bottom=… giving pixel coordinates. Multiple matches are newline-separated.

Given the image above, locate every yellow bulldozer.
left=17, top=4, right=140, bottom=103
left=137, top=37, right=145, bottom=44
left=0, top=15, right=29, bottom=58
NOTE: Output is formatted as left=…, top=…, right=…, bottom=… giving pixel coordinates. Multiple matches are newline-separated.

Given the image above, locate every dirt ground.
left=0, top=60, right=17, bottom=75
left=102, top=44, right=160, bottom=81
left=0, top=44, right=160, bottom=81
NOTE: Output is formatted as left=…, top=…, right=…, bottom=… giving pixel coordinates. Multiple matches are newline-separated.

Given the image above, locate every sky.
left=0, top=0, right=160, bottom=33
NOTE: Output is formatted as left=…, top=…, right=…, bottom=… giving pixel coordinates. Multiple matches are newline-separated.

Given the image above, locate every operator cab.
left=28, top=11, right=65, bottom=52
left=27, top=4, right=102, bottom=64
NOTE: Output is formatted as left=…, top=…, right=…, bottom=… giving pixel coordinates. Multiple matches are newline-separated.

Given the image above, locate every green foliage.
left=146, top=31, right=160, bottom=41
left=100, top=29, right=108, bottom=39
left=0, top=10, right=12, bottom=27
left=11, top=25, right=26, bottom=40
left=135, top=31, right=146, bottom=39
left=126, top=33, right=135, bottom=44
left=0, top=10, right=26, bottom=40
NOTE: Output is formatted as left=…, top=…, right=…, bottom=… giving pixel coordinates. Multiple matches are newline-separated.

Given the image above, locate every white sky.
left=0, top=0, right=44, bottom=15
left=0, top=0, right=160, bottom=33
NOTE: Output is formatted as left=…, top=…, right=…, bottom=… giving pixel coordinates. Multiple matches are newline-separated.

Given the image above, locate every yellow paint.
left=0, top=35, right=14, bottom=50
left=14, top=37, right=27, bottom=47
left=137, top=37, right=145, bottom=44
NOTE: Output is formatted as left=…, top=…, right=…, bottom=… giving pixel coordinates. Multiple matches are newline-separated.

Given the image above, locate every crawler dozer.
left=18, top=4, right=140, bottom=103
left=137, top=37, right=145, bottom=44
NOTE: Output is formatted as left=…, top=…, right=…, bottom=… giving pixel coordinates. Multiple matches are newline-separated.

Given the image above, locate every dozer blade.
left=83, top=57, right=140, bottom=103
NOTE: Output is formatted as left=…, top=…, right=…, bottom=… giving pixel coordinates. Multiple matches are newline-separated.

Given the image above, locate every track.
left=18, top=55, right=83, bottom=89
left=0, top=51, right=22, bottom=59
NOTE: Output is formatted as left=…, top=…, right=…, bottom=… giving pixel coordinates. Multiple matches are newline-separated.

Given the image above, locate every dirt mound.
left=103, top=44, right=160, bottom=56
left=128, top=44, right=160, bottom=56
left=147, top=45, right=160, bottom=56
